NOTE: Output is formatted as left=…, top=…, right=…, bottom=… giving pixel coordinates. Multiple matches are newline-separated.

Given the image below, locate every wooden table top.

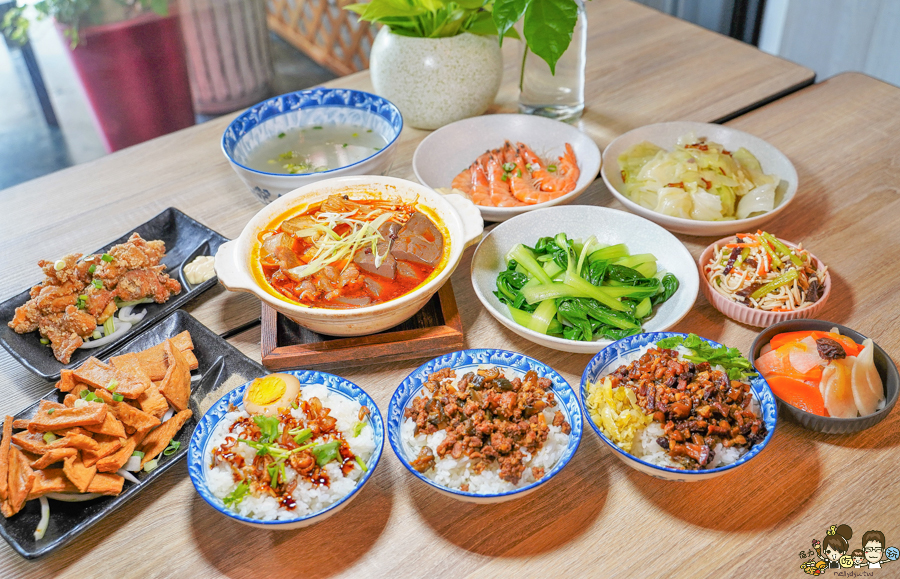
left=11, top=3, right=894, bottom=576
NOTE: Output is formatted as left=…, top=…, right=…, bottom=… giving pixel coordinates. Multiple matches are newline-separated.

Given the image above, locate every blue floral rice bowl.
left=389, top=349, right=583, bottom=504
left=222, top=88, right=403, bottom=203
left=580, top=332, right=777, bottom=482
left=188, top=370, right=384, bottom=529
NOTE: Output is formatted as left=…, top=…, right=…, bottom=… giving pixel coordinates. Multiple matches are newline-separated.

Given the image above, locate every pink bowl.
left=698, top=236, right=831, bottom=327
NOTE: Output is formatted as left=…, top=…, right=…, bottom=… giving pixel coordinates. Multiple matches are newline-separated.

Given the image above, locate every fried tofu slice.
left=138, top=409, right=191, bottom=467
left=0, top=416, right=11, bottom=501
left=72, top=357, right=118, bottom=390
left=27, top=402, right=107, bottom=432
left=83, top=412, right=126, bottom=438
left=92, top=389, right=160, bottom=435
left=63, top=455, right=96, bottom=493
left=132, top=331, right=195, bottom=380
left=82, top=435, right=123, bottom=468
left=27, top=468, right=76, bottom=500
left=63, top=394, right=78, bottom=408
left=56, top=369, right=76, bottom=393
left=85, top=473, right=124, bottom=496
left=12, top=430, right=100, bottom=454
left=29, top=447, right=78, bottom=470
left=158, top=341, right=190, bottom=412
left=96, top=435, right=139, bottom=473
left=138, top=383, right=170, bottom=420
left=0, top=499, right=14, bottom=518
left=108, top=352, right=151, bottom=399
left=7, top=447, right=35, bottom=515
left=12, top=400, right=66, bottom=430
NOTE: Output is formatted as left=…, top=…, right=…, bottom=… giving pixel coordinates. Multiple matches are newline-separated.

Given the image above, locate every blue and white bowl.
left=388, top=349, right=583, bottom=504
left=580, top=332, right=777, bottom=482
left=222, top=88, right=403, bottom=203
left=188, top=370, right=385, bottom=529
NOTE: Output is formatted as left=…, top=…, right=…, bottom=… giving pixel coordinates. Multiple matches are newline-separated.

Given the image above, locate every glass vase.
left=517, top=0, right=586, bottom=122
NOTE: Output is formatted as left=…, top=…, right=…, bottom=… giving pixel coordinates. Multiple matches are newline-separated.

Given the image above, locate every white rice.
left=206, top=384, right=375, bottom=520
left=401, top=371, right=570, bottom=494
left=602, top=343, right=761, bottom=470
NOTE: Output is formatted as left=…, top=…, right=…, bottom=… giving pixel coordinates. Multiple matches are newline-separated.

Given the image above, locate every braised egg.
left=243, top=373, right=301, bottom=416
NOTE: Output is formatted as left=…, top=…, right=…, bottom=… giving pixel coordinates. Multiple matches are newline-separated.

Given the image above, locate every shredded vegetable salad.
left=704, top=230, right=827, bottom=311
left=618, top=133, right=779, bottom=221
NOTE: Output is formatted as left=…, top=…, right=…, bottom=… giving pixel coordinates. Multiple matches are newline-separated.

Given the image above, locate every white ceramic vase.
left=370, top=28, right=503, bottom=130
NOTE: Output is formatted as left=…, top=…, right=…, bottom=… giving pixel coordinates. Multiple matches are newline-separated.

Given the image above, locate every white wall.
left=759, top=0, right=900, bottom=86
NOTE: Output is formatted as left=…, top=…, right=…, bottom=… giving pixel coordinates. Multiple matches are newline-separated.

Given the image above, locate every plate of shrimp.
left=412, top=114, right=601, bottom=222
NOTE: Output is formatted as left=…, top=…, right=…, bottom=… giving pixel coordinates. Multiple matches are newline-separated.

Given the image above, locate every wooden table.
left=14, top=4, right=898, bottom=577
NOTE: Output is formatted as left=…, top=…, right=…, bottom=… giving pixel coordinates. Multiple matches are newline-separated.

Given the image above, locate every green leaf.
left=253, top=415, right=280, bottom=444
left=310, top=440, right=342, bottom=466
left=523, top=0, right=578, bottom=74
left=354, top=0, right=428, bottom=22
left=223, top=481, right=250, bottom=508
left=492, top=0, right=529, bottom=44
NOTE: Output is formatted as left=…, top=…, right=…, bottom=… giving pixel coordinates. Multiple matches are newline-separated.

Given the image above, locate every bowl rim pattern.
left=580, top=331, right=777, bottom=476
left=387, top=348, right=583, bottom=499
left=221, top=88, right=403, bottom=178
left=187, top=369, right=385, bottom=526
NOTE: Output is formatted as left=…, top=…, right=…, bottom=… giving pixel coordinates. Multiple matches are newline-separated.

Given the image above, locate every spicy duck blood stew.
left=255, top=195, right=447, bottom=308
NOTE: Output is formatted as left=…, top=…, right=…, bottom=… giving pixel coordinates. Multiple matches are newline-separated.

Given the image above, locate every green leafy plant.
left=345, top=0, right=513, bottom=39
left=493, top=0, right=582, bottom=74
left=1, top=0, right=168, bottom=47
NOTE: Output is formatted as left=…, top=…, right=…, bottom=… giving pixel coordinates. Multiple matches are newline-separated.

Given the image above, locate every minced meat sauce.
left=404, top=367, right=571, bottom=485
left=607, top=348, right=766, bottom=469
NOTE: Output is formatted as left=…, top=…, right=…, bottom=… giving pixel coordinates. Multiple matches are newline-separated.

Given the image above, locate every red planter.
left=62, top=12, right=195, bottom=152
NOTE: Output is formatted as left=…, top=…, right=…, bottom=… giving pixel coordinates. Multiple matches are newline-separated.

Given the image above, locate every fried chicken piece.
left=38, top=253, right=83, bottom=285
left=114, top=267, right=181, bottom=303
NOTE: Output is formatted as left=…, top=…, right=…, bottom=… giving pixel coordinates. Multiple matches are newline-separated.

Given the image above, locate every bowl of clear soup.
left=222, top=88, right=404, bottom=204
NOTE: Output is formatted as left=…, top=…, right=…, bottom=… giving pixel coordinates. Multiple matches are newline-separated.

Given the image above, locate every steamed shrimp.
left=532, top=143, right=579, bottom=194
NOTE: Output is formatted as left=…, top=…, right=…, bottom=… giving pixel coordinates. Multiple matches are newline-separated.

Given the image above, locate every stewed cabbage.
left=618, top=133, right=779, bottom=221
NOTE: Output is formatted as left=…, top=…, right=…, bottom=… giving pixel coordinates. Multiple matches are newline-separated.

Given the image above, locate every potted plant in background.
left=345, top=0, right=515, bottom=130
left=3, top=0, right=195, bottom=152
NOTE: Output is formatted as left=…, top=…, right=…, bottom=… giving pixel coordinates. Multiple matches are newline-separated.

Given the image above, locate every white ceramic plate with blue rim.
left=580, top=332, right=777, bottom=482
left=222, top=88, right=403, bottom=203
left=388, top=349, right=583, bottom=503
left=188, top=370, right=385, bottom=529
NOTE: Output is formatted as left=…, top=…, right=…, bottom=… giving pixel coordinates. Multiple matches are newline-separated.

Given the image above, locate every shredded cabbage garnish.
left=618, top=133, right=779, bottom=221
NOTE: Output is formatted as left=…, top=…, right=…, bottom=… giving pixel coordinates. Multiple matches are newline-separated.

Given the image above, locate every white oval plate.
left=413, top=114, right=601, bottom=222
left=601, top=121, right=798, bottom=236
left=470, top=206, right=699, bottom=354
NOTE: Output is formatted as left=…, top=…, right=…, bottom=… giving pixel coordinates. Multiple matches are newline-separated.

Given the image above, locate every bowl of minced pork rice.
left=388, top=349, right=583, bottom=503
left=580, top=332, right=777, bottom=482
left=188, top=371, right=384, bottom=528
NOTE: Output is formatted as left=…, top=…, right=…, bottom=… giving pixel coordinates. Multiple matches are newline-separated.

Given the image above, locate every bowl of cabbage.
left=601, top=122, right=797, bottom=236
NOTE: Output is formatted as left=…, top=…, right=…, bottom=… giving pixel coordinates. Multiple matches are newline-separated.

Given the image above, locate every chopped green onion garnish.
left=143, top=459, right=159, bottom=473
left=373, top=147, right=381, bottom=151
left=516, top=169, right=522, bottom=177
left=79, top=390, right=102, bottom=403
left=43, top=433, right=57, bottom=443
left=92, top=279, right=103, bottom=289
left=101, top=253, right=114, bottom=263
left=223, top=481, right=250, bottom=508
left=39, top=338, right=49, bottom=345
left=351, top=132, right=358, bottom=137
left=502, top=162, right=515, bottom=172
left=91, top=330, right=102, bottom=340
left=106, top=380, right=118, bottom=392
left=290, top=400, right=299, bottom=410
left=103, top=316, right=115, bottom=336
left=54, top=259, right=66, bottom=271
left=342, top=143, right=348, bottom=148
left=500, top=174, right=508, bottom=181
left=355, top=456, right=368, bottom=472
left=291, top=428, right=312, bottom=445
left=131, top=450, right=145, bottom=458
left=163, top=440, right=181, bottom=456
left=46, top=409, right=55, bottom=416
left=278, top=132, right=286, bottom=138
left=353, top=420, right=366, bottom=438
left=88, top=264, right=96, bottom=274
left=312, top=126, right=322, bottom=130
left=548, top=164, right=557, bottom=173
left=366, top=129, right=372, bottom=133
left=112, top=393, right=124, bottom=402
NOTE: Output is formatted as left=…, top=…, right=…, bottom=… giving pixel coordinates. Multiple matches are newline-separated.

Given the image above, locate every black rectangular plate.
left=0, top=207, right=229, bottom=381
left=0, top=310, right=266, bottom=559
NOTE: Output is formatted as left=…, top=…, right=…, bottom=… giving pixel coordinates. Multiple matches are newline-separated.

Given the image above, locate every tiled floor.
left=0, top=20, right=336, bottom=191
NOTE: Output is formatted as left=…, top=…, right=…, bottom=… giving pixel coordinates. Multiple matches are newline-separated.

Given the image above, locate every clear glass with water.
left=517, top=0, right=586, bottom=122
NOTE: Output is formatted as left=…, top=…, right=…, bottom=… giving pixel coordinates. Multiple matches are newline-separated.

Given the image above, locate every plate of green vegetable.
left=470, top=206, right=699, bottom=353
